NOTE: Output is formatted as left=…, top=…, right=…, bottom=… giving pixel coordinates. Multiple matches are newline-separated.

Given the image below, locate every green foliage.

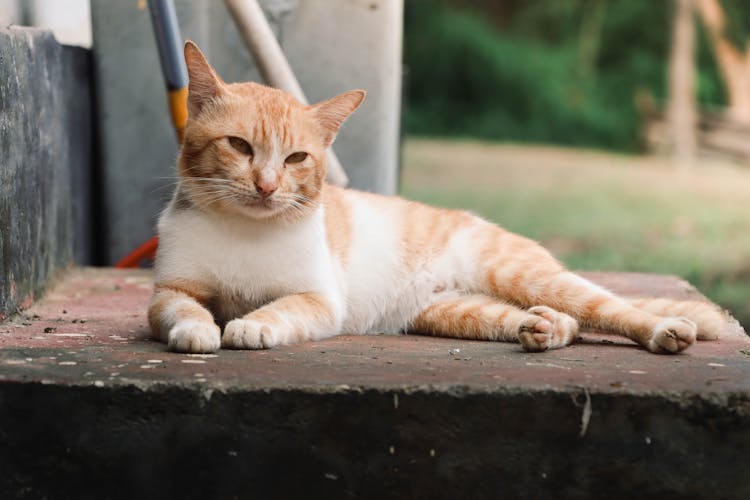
left=720, top=0, right=750, bottom=48
left=403, top=1, right=727, bottom=151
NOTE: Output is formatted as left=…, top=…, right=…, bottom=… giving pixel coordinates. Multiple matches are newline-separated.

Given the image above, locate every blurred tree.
left=697, top=0, right=750, bottom=122
left=577, top=0, right=608, bottom=81
left=403, top=0, right=728, bottom=151
left=668, top=0, right=697, bottom=166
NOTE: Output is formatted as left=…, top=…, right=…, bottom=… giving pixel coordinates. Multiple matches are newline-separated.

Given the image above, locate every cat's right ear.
left=308, top=90, right=367, bottom=148
left=184, top=40, right=225, bottom=117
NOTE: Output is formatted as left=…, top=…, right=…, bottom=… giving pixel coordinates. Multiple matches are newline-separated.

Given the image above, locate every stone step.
left=1, top=268, right=748, bottom=499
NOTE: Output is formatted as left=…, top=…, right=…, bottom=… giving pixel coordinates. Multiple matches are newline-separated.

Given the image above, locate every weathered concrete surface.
left=0, top=268, right=749, bottom=499
left=0, top=28, right=94, bottom=320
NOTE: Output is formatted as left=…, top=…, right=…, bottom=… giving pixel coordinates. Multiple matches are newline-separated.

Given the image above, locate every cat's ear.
left=308, top=90, right=366, bottom=147
left=184, top=40, right=225, bottom=117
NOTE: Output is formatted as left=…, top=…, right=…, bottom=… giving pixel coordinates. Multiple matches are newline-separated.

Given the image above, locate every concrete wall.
left=91, top=0, right=402, bottom=264
left=0, top=27, right=93, bottom=318
left=0, top=0, right=92, bottom=47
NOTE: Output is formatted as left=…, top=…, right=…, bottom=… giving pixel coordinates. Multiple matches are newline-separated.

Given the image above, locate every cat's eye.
left=285, top=152, right=308, bottom=164
left=228, top=136, right=253, bottom=156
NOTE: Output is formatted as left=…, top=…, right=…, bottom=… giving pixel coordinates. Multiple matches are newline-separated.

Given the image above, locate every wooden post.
left=668, top=0, right=697, bottom=168
left=697, top=0, right=750, bottom=123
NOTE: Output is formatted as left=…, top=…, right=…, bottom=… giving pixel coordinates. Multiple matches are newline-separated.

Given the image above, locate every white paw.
left=518, top=306, right=579, bottom=352
left=167, top=320, right=221, bottom=353
left=648, top=317, right=697, bottom=354
left=222, top=319, right=282, bottom=350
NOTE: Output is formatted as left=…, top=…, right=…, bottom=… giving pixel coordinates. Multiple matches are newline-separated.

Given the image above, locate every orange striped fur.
left=148, top=41, right=728, bottom=355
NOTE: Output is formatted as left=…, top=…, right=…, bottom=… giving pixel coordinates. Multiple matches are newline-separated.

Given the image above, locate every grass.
left=400, top=138, right=750, bottom=330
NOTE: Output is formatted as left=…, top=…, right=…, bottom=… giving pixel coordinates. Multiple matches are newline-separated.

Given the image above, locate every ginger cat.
left=148, top=41, right=726, bottom=355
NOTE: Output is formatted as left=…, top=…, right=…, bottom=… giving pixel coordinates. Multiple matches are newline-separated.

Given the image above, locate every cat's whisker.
left=182, top=177, right=234, bottom=184
left=186, top=185, right=231, bottom=194
left=184, top=186, right=237, bottom=201
left=190, top=176, right=226, bottom=185
left=186, top=191, right=232, bottom=203
left=179, top=164, right=220, bottom=174
left=185, top=183, right=237, bottom=194
left=149, top=182, right=181, bottom=194
left=197, top=192, right=239, bottom=205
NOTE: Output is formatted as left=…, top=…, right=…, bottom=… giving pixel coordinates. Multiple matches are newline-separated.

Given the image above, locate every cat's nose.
left=254, top=179, right=278, bottom=198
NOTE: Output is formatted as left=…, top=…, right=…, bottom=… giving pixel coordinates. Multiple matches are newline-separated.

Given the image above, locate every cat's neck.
left=196, top=200, right=324, bottom=236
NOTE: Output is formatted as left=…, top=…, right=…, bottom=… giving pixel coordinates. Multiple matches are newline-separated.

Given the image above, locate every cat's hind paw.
left=168, top=320, right=221, bottom=353
left=222, top=319, right=281, bottom=350
left=518, top=306, right=579, bottom=352
left=647, top=317, right=696, bottom=354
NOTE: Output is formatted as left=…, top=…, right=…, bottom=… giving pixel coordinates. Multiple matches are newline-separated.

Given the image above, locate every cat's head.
left=177, top=41, right=365, bottom=221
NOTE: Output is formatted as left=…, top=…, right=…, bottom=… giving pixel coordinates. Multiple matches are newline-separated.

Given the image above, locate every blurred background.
left=401, top=0, right=750, bottom=330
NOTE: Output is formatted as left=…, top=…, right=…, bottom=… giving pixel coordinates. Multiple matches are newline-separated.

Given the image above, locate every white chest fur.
left=155, top=204, right=338, bottom=319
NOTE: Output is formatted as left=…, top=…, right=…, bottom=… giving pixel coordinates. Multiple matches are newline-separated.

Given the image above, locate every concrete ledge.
left=1, top=268, right=749, bottom=498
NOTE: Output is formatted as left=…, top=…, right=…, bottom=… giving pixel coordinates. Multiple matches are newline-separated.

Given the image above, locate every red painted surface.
left=0, top=268, right=748, bottom=395
left=115, top=237, right=158, bottom=268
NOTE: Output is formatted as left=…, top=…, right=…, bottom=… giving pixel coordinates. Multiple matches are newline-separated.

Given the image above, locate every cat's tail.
left=626, top=297, right=726, bottom=340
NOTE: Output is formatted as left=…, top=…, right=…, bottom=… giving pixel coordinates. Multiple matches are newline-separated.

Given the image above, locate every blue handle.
left=148, top=0, right=188, bottom=90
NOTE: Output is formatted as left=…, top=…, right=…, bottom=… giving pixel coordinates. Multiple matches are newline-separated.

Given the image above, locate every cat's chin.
left=225, top=202, right=281, bottom=219
left=212, top=200, right=299, bottom=221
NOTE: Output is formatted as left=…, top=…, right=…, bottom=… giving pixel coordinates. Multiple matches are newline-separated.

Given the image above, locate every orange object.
left=115, top=237, right=159, bottom=268
left=168, top=86, right=189, bottom=142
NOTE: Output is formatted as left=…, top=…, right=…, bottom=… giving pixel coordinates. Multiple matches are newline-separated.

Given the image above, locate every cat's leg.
left=476, top=229, right=709, bottom=353
left=626, top=297, right=725, bottom=340
left=222, top=292, right=342, bottom=350
left=148, top=285, right=221, bottom=353
left=484, top=257, right=700, bottom=353
left=409, top=294, right=579, bottom=351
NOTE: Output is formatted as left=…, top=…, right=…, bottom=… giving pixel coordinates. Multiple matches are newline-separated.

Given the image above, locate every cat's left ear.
left=308, top=90, right=366, bottom=147
left=184, top=40, right=226, bottom=117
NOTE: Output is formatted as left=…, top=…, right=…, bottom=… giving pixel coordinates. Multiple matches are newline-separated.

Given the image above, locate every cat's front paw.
left=647, top=317, right=696, bottom=354
left=222, top=319, right=282, bottom=350
left=168, top=320, right=221, bottom=353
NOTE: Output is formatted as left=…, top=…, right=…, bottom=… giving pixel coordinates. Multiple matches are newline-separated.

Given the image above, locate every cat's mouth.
left=186, top=183, right=307, bottom=220
left=243, top=197, right=275, bottom=209
left=231, top=194, right=290, bottom=218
